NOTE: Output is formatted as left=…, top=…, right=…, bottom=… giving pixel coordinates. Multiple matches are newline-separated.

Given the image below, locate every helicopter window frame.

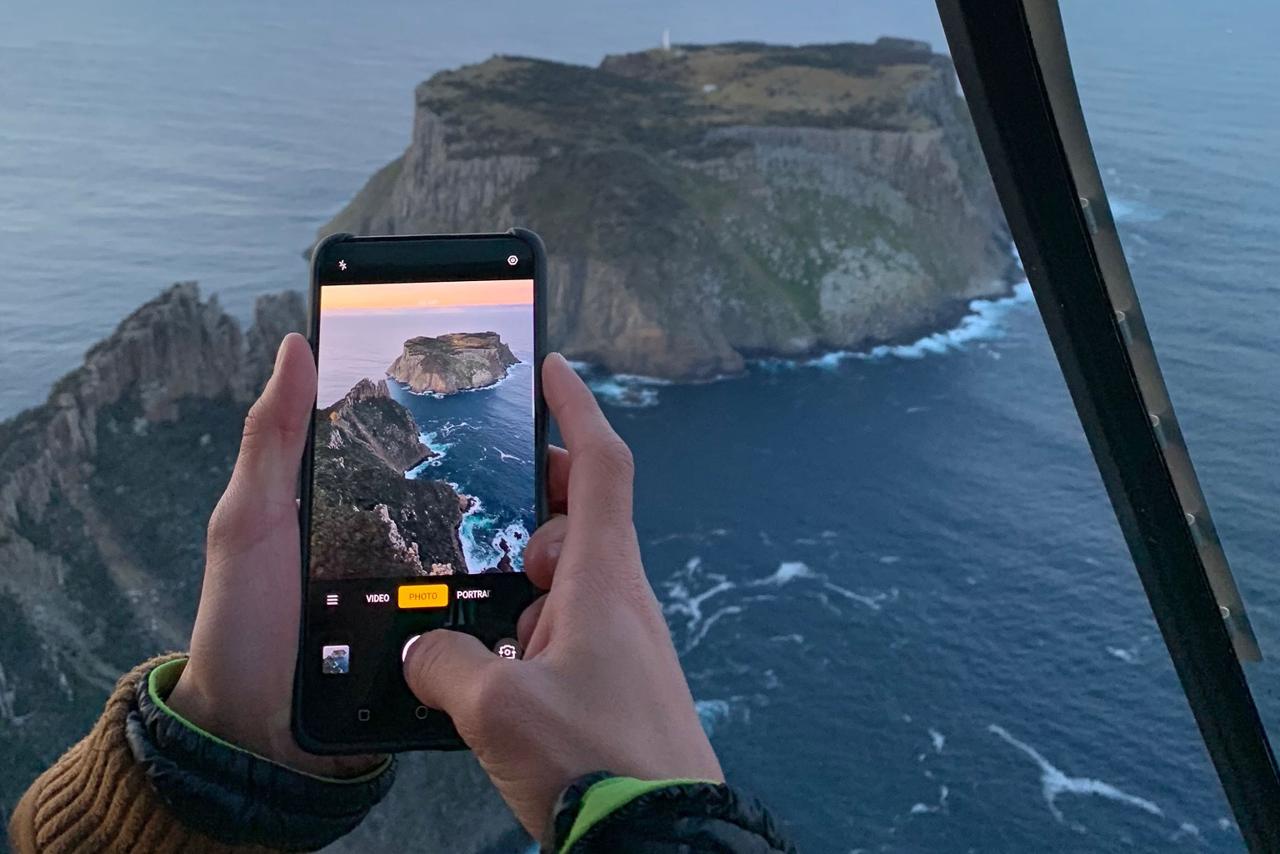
left=934, top=1, right=1280, bottom=848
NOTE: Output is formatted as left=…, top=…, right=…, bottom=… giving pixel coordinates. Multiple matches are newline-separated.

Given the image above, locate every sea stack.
left=387, top=332, right=518, bottom=394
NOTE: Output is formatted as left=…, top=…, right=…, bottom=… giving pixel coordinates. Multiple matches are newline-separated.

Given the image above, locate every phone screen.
left=296, top=234, right=541, bottom=751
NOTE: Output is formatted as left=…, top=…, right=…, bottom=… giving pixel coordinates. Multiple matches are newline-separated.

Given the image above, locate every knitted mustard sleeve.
left=7, top=654, right=271, bottom=854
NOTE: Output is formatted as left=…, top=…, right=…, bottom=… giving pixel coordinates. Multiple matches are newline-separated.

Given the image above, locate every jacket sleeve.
left=8, top=654, right=394, bottom=854
left=544, top=772, right=796, bottom=853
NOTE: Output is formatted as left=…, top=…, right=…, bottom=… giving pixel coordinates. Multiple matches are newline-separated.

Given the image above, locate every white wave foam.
left=684, top=605, right=743, bottom=653
left=749, top=561, right=889, bottom=611
left=821, top=581, right=889, bottom=611
left=1107, top=646, right=1137, bottom=664
left=665, top=558, right=888, bottom=654
left=405, top=428, right=455, bottom=479
left=929, top=728, right=945, bottom=754
left=569, top=364, right=671, bottom=408
left=1110, top=196, right=1165, bottom=224
left=752, top=281, right=1034, bottom=372
left=910, top=785, right=950, bottom=816
left=492, top=446, right=524, bottom=463
left=696, top=699, right=732, bottom=736
left=857, top=282, right=1033, bottom=362
left=988, top=724, right=1163, bottom=823
left=754, top=560, right=818, bottom=585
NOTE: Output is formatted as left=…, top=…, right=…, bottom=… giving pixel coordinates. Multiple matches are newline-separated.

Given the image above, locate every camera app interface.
left=303, top=274, right=536, bottom=742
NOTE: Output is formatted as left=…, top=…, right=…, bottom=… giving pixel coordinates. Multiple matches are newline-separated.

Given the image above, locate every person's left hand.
left=166, top=333, right=377, bottom=777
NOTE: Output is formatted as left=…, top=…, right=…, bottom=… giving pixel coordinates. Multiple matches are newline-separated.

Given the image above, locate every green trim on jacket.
left=146, top=657, right=390, bottom=784
left=559, top=776, right=714, bottom=853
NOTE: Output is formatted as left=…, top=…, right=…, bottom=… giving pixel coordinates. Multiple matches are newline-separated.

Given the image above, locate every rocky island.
left=321, top=39, right=1017, bottom=378
left=386, top=331, right=518, bottom=395
left=310, top=378, right=468, bottom=579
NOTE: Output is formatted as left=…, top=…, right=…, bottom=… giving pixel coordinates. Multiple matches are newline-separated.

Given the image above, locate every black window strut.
left=935, top=1, right=1280, bottom=849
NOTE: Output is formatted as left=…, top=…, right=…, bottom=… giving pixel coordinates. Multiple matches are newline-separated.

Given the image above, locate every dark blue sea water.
left=3, top=1, right=1278, bottom=852
left=396, top=359, right=536, bottom=575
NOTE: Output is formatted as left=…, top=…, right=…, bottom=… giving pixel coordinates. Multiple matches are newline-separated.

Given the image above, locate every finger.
left=546, top=445, right=570, bottom=515
left=402, top=630, right=498, bottom=717
left=524, top=514, right=567, bottom=590
left=516, top=594, right=548, bottom=650
left=209, top=334, right=315, bottom=546
left=541, top=354, right=635, bottom=530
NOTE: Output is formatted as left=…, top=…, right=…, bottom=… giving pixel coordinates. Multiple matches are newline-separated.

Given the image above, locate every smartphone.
left=293, top=230, right=545, bottom=753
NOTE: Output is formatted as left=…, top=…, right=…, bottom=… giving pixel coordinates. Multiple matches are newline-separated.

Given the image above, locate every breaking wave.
left=754, top=281, right=1034, bottom=371
left=663, top=558, right=893, bottom=653
left=988, top=724, right=1163, bottom=823
left=574, top=281, right=1034, bottom=408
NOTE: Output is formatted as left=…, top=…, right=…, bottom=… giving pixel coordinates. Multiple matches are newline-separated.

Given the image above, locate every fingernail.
left=274, top=335, right=292, bottom=373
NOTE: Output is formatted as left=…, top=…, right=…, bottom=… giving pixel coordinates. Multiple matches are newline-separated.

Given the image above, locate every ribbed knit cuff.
left=9, top=653, right=236, bottom=854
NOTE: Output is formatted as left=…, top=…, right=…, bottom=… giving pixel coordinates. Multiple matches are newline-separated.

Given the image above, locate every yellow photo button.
left=397, top=584, right=449, bottom=609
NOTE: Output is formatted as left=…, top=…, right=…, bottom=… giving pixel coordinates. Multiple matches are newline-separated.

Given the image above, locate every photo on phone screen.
left=313, top=278, right=535, bottom=577
left=296, top=234, right=542, bottom=751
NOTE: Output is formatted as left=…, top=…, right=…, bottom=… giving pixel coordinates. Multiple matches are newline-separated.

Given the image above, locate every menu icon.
left=325, top=593, right=339, bottom=607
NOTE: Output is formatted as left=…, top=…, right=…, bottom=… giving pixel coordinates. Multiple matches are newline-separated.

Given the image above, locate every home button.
left=357, top=708, right=371, bottom=722
left=414, top=705, right=429, bottom=720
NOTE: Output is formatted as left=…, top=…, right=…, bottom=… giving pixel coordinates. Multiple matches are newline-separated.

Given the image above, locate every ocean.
left=3, top=1, right=1278, bottom=851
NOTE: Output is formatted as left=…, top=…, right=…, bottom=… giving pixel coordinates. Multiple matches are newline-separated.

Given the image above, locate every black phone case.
left=292, top=228, right=548, bottom=754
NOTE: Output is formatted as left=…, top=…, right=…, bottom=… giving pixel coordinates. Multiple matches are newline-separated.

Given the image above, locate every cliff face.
left=386, top=332, right=519, bottom=395
left=0, top=285, right=518, bottom=848
left=322, top=378, right=434, bottom=473
left=311, top=379, right=468, bottom=579
left=0, top=284, right=304, bottom=810
left=321, top=40, right=1015, bottom=379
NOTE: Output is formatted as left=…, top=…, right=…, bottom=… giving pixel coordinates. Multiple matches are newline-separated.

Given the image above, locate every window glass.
left=0, top=1, right=1242, bottom=850
left=1064, top=0, right=1280, bottom=766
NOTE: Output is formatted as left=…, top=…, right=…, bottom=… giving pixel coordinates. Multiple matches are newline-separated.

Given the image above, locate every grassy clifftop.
left=421, top=39, right=947, bottom=157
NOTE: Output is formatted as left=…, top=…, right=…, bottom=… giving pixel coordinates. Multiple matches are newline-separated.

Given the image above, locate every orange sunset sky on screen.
left=321, top=279, right=533, bottom=312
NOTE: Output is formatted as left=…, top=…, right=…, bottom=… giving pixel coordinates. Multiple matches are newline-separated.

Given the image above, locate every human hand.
left=402, top=352, right=722, bottom=838
left=167, top=333, right=376, bottom=777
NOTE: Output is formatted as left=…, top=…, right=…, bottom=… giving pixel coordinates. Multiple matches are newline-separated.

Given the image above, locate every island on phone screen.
left=311, top=278, right=534, bottom=579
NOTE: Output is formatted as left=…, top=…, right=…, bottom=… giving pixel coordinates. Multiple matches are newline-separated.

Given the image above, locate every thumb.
left=228, top=333, right=315, bottom=506
left=207, top=334, right=315, bottom=550
left=403, top=630, right=498, bottom=719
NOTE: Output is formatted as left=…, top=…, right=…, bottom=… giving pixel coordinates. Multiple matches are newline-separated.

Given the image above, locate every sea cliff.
left=311, top=378, right=469, bottom=579
left=321, top=39, right=1016, bottom=378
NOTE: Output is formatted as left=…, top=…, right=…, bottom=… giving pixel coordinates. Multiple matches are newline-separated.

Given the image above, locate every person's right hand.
left=402, top=352, right=722, bottom=839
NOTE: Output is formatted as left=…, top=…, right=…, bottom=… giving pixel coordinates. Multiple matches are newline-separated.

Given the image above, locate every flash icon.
left=338, top=259, right=347, bottom=271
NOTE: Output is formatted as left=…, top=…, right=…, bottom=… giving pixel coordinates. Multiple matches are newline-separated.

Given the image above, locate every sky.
left=320, top=279, right=534, bottom=312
